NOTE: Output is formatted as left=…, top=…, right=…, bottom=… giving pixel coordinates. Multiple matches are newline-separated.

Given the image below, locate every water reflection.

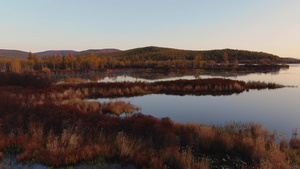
left=50, top=66, right=288, bottom=84
left=1, top=155, right=136, bottom=169
left=89, top=65, right=300, bottom=139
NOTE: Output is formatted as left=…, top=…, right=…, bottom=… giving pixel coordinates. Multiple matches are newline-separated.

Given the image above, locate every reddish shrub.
left=290, top=137, right=300, bottom=150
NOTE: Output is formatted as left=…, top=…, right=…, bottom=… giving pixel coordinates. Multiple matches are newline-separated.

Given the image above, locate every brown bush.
left=290, top=137, right=300, bottom=150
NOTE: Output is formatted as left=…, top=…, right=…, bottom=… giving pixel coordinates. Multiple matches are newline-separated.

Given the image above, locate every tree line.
left=0, top=47, right=283, bottom=72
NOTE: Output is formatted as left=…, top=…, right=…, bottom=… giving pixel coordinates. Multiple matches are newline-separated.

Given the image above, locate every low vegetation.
left=50, top=78, right=286, bottom=99
left=61, top=99, right=139, bottom=116
left=63, top=77, right=88, bottom=84
left=0, top=72, right=298, bottom=168
left=246, top=81, right=285, bottom=89
left=101, top=101, right=140, bottom=115
left=0, top=91, right=299, bottom=168
left=0, top=76, right=286, bottom=109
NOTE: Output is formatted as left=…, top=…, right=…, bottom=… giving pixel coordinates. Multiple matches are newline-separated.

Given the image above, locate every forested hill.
left=91, top=46, right=281, bottom=63
left=0, top=46, right=281, bottom=63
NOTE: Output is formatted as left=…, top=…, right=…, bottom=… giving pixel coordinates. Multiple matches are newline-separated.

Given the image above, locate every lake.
left=0, top=155, right=135, bottom=169
left=89, top=64, right=300, bottom=139
left=52, top=66, right=284, bottom=83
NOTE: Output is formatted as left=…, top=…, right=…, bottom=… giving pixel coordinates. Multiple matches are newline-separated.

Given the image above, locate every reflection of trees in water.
left=46, top=68, right=284, bottom=83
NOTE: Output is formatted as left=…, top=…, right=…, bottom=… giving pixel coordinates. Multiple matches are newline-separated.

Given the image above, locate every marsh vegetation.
left=0, top=72, right=299, bottom=168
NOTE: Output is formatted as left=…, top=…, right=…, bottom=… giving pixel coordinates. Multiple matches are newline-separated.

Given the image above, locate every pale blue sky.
left=0, top=0, right=300, bottom=58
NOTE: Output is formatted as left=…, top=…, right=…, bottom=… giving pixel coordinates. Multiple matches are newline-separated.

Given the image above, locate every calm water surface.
left=53, top=67, right=285, bottom=83
left=91, top=64, right=300, bottom=138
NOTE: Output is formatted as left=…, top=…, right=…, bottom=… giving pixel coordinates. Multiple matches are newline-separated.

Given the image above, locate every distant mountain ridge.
left=36, top=49, right=121, bottom=57
left=0, top=49, right=121, bottom=58
left=0, top=46, right=288, bottom=63
left=78, top=49, right=121, bottom=56
left=36, top=50, right=77, bottom=57
left=0, top=49, right=29, bottom=59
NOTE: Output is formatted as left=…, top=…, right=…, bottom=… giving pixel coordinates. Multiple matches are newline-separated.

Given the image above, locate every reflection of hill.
left=45, top=67, right=286, bottom=83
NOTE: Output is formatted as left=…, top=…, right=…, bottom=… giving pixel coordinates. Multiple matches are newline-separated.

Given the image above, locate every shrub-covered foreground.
left=0, top=73, right=298, bottom=168
left=0, top=90, right=300, bottom=169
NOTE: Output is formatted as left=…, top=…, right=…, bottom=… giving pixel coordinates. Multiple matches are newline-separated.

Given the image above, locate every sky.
left=0, top=0, right=300, bottom=58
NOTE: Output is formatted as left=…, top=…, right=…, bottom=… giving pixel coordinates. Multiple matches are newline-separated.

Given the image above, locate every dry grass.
left=61, top=98, right=100, bottom=113
left=60, top=99, right=140, bottom=115
left=0, top=114, right=299, bottom=168
left=63, top=77, right=86, bottom=84
left=246, top=81, right=284, bottom=89
left=3, top=78, right=285, bottom=108
left=290, top=137, right=300, bottom=150
left=102, top=101, right=140, bottom=115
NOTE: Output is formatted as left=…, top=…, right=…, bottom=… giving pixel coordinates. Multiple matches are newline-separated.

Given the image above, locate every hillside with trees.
left=0, top=46, right=287, bottom=72
left=97, top=46, right=281, bottom=64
